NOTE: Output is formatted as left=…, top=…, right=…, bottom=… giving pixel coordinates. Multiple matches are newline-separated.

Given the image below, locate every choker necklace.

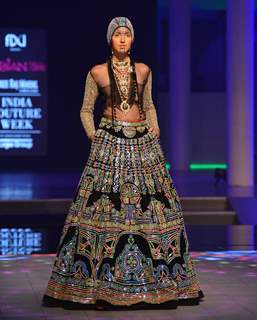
left=112, top=59, right=129, bottom=67
left=112, top=58, right=132, bottom=73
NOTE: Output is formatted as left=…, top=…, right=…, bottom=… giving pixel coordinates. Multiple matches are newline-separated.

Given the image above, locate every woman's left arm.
left=143, top=69, right=160, bottom=138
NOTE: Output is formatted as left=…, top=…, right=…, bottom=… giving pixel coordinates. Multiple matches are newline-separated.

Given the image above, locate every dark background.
left=1, top=0, right=256, bottom=173
left=0, top=0, right=157, bottom=172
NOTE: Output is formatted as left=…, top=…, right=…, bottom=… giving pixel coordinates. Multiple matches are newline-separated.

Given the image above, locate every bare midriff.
left=103, top=103, right=143, bottom=122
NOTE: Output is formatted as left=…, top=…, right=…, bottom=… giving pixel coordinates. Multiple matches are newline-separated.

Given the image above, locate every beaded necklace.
left=112, top=58, right=132, bottom=113
left=107, top=56, right=145, bottom=129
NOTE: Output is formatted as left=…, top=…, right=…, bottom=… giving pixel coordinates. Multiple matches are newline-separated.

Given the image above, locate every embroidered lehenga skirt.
left=43, top=116, right=204, bottom=308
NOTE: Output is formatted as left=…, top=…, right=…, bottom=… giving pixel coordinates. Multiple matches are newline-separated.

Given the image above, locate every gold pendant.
left=120, top=101, right=130, bottom=113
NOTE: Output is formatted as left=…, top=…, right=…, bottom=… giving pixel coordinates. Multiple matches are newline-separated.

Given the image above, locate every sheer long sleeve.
left=143, top=70, right=160, bottom=131
left=80, top=71, right=99, bottom=140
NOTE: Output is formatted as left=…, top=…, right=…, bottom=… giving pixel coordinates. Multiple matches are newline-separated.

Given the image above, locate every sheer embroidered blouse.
left=80, top=63, right=160, bottom=140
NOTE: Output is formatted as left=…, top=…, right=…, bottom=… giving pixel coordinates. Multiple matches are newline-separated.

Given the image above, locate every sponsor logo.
left=5, top=34, right=27, bottom=51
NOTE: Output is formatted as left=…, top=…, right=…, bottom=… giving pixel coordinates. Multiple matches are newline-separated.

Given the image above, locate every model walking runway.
left=42, top=16, right=204, bottom=309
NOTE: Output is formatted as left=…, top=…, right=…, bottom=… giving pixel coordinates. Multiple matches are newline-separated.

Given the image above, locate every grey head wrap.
left=107, top=17, right=134, bottom=46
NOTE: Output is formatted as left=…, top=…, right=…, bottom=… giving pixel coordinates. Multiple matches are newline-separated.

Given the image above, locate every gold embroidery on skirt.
left=43, top=115, right=204, bottom=306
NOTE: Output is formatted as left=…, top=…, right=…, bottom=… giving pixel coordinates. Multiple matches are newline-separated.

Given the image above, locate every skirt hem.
left=42, top=289, right=204, bottom=309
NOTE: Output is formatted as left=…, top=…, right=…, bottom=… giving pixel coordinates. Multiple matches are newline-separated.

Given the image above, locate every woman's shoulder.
left=90, top=63, right=107, bottom=77
left=135, top=62, right=151, bottom=73
left=87, top=63, right=108, bottom=85
left=135, top=62, right=152, bottom=83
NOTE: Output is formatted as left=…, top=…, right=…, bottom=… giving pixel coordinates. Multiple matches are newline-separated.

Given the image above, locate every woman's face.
left=111, top=26, right=132, bottom=54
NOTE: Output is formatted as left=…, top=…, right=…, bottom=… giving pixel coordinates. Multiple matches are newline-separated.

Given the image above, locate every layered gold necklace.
left=112, top=57, right=133, bottom=113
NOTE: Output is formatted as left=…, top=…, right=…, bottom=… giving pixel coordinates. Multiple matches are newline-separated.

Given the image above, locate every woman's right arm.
left=80, top=70, right=99, bottom=141
left=143, top=68, right=160, bottom=138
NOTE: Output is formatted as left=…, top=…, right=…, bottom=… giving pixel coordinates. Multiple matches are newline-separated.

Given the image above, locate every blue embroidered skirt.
left=42, top=116, right=204, bottom=307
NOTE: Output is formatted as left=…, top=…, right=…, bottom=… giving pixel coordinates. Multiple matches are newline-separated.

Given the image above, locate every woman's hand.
left=89, top=132, right=96, bottom=142
left=148, top=127, right=160, bottom=138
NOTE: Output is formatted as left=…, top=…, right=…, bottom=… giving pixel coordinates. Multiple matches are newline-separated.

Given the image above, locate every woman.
left=42, top=17, right=204, bottom=310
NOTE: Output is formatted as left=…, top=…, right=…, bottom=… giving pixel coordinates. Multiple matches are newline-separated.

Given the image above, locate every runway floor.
left=0, top=251, right=256, bottom=320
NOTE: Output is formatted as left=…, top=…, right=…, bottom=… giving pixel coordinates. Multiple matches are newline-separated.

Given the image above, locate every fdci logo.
left=5, top=33, right=27, bottom=52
